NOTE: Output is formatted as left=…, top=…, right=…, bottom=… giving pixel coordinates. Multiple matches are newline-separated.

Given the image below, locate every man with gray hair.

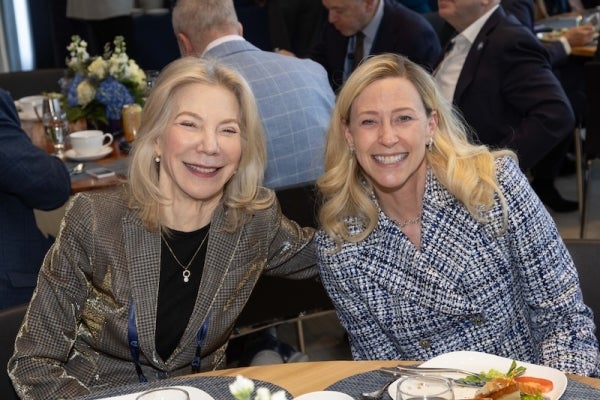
left=172, top=0, right=335, bottom=189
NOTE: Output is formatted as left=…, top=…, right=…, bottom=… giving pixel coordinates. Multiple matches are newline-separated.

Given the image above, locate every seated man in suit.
left=172, top=0, right=335, bottom=189
left=310, top=0, right=442, bottom=91
left=433, top=0, right=577, bottom=212
left=0, top=89, right=71, bottom=310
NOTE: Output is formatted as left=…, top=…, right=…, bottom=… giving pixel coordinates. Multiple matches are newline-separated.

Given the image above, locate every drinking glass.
left=40, top=97, right=69, bottom=158
left=135, top=387, right=190, bottom=400
left=396, top=375, right=454, bottom=400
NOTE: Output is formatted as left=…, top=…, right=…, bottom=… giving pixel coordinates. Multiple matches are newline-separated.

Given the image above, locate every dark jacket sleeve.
left=0, top=89, right=70, bottom=210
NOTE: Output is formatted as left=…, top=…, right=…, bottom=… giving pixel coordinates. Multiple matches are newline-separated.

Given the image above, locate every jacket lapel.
left=123, top=212, right=162, bottom=364
left=453, top=8, right=505, bottom=103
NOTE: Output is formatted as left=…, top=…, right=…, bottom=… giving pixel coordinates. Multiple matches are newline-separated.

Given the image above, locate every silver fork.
left=392, top=365, right=483, bottom=378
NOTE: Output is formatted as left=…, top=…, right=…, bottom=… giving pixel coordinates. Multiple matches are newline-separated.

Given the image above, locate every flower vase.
left=70, top=118, right=87, bottom=133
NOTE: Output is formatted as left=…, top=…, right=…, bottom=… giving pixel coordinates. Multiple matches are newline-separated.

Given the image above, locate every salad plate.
left=388, top=351, right=567, bottom=400
left=94, top=385, right=214, bottom=400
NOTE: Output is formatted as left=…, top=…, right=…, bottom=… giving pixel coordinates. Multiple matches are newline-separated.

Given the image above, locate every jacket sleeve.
left=497, top=30, right=574, bottom=169
left=0, top=89, right=70, bottom=210
left=499, top=157, right=599, bottom=376
left=262, top=195, right=318, bottom=279
left=8, top=194, right=95, bottom=400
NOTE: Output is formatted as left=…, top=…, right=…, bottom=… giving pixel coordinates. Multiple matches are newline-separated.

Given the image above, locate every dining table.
left=21, top=119, right=129, bottom=194
left=80, top=360, right=600, bottom=399
left=535, top=9, right=599, bottom=58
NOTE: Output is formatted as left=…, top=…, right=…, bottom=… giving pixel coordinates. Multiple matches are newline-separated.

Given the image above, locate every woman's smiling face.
left=343, top=76, right=437, bottom=196
left=155, top=82, right=242, bottom=206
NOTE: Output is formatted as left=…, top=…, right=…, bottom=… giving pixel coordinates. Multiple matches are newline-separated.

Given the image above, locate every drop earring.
left=154, top=156, right=161, bottom=163
left=427, top=138, right=433, bottom=151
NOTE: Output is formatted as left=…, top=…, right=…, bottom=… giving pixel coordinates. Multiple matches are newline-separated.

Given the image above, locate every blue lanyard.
left=128, top=299, right=210, bottom=382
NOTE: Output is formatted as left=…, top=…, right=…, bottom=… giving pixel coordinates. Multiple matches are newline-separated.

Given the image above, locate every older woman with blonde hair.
left=9, top=57, right=316, bottom=400
left=317, top=53, right=599, bottom=376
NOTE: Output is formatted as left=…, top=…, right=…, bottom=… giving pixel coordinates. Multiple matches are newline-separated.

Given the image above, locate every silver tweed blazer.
left=9, top=186, right=316, bottom=399
left=317, top=156, right=600, bottom=376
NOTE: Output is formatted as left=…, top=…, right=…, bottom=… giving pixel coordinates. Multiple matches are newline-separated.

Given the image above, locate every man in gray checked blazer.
left=172, top=0, right=335, bottom=189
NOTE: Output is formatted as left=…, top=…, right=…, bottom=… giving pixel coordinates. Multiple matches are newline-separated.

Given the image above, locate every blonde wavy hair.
left=318, top=53, right=515, bottom=248
left=128, top=56, right=273, bottom=232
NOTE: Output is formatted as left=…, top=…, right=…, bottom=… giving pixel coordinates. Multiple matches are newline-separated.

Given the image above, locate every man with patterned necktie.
left=310, top=0, right=441, bottom=91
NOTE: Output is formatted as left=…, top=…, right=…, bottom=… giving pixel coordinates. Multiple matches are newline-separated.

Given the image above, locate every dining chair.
left=231, top=181, right=335, bottom=353
left=574, top=61, right=600, bottom=237
left=564, top=238, right=600, bottom=344
left=0, top=303, right=28, bottom=400
left=0, top=69, right=65, bottom=100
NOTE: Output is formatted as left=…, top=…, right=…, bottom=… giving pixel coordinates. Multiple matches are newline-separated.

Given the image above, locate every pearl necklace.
left=161, top=231, right=209, bottom=283
left=393, top=213, right=422, bottom=229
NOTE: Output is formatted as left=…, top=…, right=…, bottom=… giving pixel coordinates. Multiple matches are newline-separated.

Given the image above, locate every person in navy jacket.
left=0, top=88, right=70, bottom=310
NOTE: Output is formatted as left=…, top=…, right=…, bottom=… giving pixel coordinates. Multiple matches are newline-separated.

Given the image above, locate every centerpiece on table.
left=62, top=34, right=146, bottom=130
left=229, top=375, right=288, bottom=400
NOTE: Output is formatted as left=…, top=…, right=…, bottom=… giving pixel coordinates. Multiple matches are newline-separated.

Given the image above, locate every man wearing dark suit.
left=310, top=0, right=441, bottom=91
left=0, top=89, right=71, bottom=310
left=434, top=0, right=577, bottom=212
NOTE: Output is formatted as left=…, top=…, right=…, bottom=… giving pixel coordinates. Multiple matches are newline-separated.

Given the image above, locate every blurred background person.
left=316, top=53, right=599, bottom=376
left=310, top=0, right=441, bottom=91
left=434, top=0, right=578, bottom=212
left=9, top=57, right=316, bottom=399
left=0, top=89, right=71, bottom=310
left=172, top=0, right=334, bottom=189
left=267, top=0, right=326, bottom=57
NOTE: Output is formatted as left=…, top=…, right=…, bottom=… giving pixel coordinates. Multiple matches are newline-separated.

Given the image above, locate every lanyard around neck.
left=128, top=299, right=210, bottom=382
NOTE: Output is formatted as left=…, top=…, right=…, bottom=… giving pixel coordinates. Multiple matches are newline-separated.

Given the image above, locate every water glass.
left=43, top=113, right=69, bottom=158
left=135, top=387, right=190, bottom=400
left=396, top=375, right=454, bottom=400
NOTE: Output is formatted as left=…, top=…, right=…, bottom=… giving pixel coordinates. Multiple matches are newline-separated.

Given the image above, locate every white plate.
left=95, top=386, right=214, bottom=400
left=18, top=109, right=40, bottom=121
left=65, top=146, right=113, bottom=161
left=388, top=351, right=567, bottom=400
left=294, top=391, right=353, bottom=400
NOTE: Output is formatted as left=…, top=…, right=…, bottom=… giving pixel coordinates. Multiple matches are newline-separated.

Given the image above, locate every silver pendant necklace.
left=161, top=231, right=209, bottom=283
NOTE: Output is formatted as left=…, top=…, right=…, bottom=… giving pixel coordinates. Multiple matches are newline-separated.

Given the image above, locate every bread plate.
left=388, top=351, right=567, bottom=400
left=94, top=385, right=214, bottom=399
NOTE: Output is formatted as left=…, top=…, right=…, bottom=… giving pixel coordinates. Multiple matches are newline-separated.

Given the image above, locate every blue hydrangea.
left=95, top=76, right=134, bottom=120
left=66, top=74, right=84, bottom=107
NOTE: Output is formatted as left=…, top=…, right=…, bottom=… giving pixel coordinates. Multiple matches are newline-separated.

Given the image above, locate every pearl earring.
left=154, top=156, right=161, bottom=163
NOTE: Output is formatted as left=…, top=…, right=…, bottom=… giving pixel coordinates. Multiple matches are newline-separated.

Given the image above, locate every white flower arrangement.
left=229, top=375, right=289, bottom=400
left=63, top=35, right=146, bottom=127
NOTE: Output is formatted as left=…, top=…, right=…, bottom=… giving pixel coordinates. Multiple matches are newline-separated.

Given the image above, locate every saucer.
left=65, top=146, right=113, bottom=161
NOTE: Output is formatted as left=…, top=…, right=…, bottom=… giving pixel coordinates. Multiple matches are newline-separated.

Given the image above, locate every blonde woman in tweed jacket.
left=8, top=57, right=316, bottom=400
left=316, top=54, right=600, bottom=376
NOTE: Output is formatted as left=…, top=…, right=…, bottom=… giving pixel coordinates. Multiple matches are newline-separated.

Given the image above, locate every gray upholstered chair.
left=0, top=303, right=28, bottom=400
left=564, top=238, right=600, bottom=344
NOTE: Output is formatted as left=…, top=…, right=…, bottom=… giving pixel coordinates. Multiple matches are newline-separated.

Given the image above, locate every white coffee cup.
left=70, top=130, right=114, bottom=156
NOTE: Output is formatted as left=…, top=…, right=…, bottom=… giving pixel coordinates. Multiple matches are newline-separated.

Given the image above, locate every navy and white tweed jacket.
left=317, top=156, right=600, bottom=376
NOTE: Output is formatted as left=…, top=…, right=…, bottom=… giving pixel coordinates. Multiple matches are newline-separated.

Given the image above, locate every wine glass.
left=43, top=113, right=69, bottom=159
left=396, top=375, right=454, bottom=400
left=40, top=97, right=69, bottom=159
